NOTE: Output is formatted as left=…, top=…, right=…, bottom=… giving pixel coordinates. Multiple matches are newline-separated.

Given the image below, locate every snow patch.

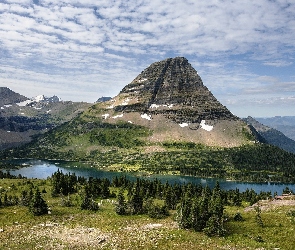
left=179, top=123, right=189, bottom=128
left=4, top=104, right=12, bottom=108
left=1, top=107, right=4, bottom=110
left=141, top=113, right=151, bottom=120
left=16, top=100, right=33, bottom=106
left=46, top=110, right=51, bottom=113
left=32, top=95, right=45, bottom=102
left=168, top=104, right=174, bottom=108
left=112, top=114, right=123, bottom=119
left=128, top=121, right=133, bottom=124
left=102, top=114, right=110, bottom=119
left=200, top=120, right=213, bottom=131
left=138, top=78, right=147, bottom=82
left=150, top=104, right=160, bottom=109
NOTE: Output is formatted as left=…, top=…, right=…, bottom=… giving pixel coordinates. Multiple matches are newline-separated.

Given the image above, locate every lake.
left=3, top=159, right=295, bottom=195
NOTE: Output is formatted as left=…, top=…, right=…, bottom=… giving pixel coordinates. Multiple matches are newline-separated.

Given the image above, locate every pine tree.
left=255, top=205, right=264, bottom=227
left=176, top=196, right=192, bottom=229
left=203, top=214, right=226, bottom=237
left=232, top=188, right=242, bottom=206
left=115, top=189, right=127, bottom=215
left=29, top=188, right=48, bottom=216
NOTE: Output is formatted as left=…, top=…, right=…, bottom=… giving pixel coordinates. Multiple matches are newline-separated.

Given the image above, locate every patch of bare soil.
left=28, top=223, right=110, bottom=249
left=245, top=198, right=295, bottom=212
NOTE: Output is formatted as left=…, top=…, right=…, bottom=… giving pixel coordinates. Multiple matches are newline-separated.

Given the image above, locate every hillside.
left=256, top=116, right=295, bottom=141
left=2, top=58, right=295, bottom=183
left=244, top=116, right=295, bottom=154
left=0, top=87, right=28, bottom=106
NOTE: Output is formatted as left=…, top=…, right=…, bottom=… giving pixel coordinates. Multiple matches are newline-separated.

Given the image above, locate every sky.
left=0, top=0, right=295, bottom=118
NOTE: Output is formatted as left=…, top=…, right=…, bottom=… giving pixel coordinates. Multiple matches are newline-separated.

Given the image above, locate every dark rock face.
left=118, top=57, right=236, bottom=123
left=0, top=87, right=28, bottom=106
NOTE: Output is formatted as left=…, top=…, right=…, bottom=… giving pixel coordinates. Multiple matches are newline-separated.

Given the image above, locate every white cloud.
left=0, top=0, right=295, bottom=117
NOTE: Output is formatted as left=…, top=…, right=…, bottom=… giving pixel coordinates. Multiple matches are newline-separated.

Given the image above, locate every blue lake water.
left=3, top=159, right=295, bottom=195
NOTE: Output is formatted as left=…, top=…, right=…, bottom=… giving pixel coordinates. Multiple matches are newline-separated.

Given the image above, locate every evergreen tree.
left=115, top=189, right=127, bottom=215
left=176, top=196, right=192, bottom=229
left=255, top=205, right=264, bottom=227
left=80, top=188, right=99, bottom=211
left=129, top=188, right=143, bottom=214
left=203, top=214, right=226, bottom=237
left=232, top=188, right=242, bottom=206
left=29, top=188, right=48, bottom=216
left=190, top=198, right=202, bottom=231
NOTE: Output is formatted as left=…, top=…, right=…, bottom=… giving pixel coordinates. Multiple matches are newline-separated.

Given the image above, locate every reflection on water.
left=3, top=159, right=295, bottom=195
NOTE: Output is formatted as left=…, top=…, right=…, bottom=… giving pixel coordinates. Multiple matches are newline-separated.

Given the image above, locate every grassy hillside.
left=2, top=115, right=295, bottom=183
left=1, top=176, right=295, bottom=249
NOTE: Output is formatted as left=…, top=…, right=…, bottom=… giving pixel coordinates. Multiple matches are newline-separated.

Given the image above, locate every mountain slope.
left=1, top=57, right=256, bottom=155
left=0, top=88, right=92, bottom=150
left=0, top=87, right=28, bottom=106
left=85, top=57, right=253, bottom=148
left=244, top=116, right=295, bottom=154
left=256, top=116, right=295, bottom=141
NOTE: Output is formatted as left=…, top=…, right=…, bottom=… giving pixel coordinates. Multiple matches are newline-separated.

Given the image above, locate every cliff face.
left=116, top=57, right=236, bottom=123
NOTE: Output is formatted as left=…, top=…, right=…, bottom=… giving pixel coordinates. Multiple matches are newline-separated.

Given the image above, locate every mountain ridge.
left=0, top=87, right=92, bottom=150
left=0, top=87, right=28, bottom=106
left=244, top=116, right=295, bottom=154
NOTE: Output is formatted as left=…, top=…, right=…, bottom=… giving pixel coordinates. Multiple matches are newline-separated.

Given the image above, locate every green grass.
left=1, top=178, right=295, bottom=249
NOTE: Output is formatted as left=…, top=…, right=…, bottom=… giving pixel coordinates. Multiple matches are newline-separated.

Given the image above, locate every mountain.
left=2, top=57, right=295, bottom=183
left=244, top=116, right=295, bottom=154
left=0, top=88, right=92, bottom=150
left=0, top=87, right=28, bottom=106
left=1, top=58, right=255, bottom=153
left=256, top=116, right=295, bottom=141
left=91, top=57, right=252, bottom=147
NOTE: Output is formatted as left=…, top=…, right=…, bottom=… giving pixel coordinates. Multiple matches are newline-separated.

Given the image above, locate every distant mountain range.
left=0, top=87, right=92, bottom=150
left=255, top=116, right=295, bottom=141
left=244, top=116, right=295, bottom=154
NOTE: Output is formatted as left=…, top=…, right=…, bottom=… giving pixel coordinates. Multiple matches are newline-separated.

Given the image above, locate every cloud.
left=0, top=0, right=295, bottom=117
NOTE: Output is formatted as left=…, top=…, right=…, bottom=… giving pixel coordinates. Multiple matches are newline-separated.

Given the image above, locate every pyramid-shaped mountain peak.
left=112, top=57, right=236, bottom=123
left=87, top=57, right=251, bottom=147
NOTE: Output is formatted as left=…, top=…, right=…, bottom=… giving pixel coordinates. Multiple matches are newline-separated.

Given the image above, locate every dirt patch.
left=245, top=199, right=295, bottom=212
left=28, top=223, right=110, bottom=249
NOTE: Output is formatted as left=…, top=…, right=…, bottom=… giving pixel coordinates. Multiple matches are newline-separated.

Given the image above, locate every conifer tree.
left=176, top=196, right=192, bottom=229
left=115, top=189, right=126, bottom=215
left=203, top=214, right=226, bottom=237
left=29, top=188, right=48, bottom=216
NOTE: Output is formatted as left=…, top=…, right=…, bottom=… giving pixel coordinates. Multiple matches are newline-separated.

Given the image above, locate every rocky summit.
left=91, top=57, right=253, bottom=147
left=117, top=57, right=235, bottom=122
